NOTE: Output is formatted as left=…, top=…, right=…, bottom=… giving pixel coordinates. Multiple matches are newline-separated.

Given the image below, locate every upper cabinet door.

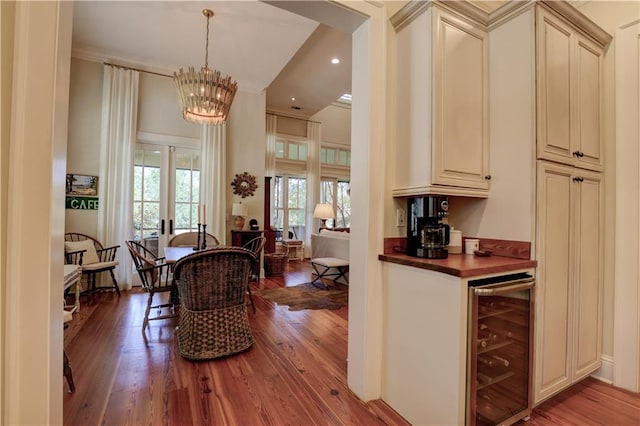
left=536, top=7, right=604, bottom=172
left=574, top=35, right=604, bottom=171
left=537, top=8, right=573, bottom=165
left=432, top=7, right=489, bottom=190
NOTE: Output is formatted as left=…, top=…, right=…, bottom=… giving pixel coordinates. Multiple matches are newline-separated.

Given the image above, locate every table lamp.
left=313, top=203, right=335, bottom=232
left=232, top=203, right=249, bottom=230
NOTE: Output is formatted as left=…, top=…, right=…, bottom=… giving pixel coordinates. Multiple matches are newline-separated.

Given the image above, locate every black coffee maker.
left=406, top=196, right=450, bottom=259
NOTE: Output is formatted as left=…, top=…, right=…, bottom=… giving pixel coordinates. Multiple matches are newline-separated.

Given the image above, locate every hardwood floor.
left=63, top=261, right=407, bottom=425
left=64, top=261, right=640, bottom=425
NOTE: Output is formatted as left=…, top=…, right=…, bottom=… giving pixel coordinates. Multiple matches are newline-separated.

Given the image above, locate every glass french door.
left=133, top=143, right=200, bottom=257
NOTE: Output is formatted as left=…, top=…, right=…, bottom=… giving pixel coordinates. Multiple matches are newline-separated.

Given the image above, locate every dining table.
left=164, top=246, right=200, bottom=264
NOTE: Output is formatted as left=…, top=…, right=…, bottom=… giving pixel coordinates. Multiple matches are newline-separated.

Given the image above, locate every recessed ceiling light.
left=291, top=97, right=296, bottom=101
left=331, top=58, right=340, bottom=64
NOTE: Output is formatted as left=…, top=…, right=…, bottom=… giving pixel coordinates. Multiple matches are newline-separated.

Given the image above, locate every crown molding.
left=540, top=0, right=612, bottom=47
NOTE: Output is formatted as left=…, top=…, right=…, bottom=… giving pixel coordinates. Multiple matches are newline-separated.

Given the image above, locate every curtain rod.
left=104, top=62, right=173, bottom=79
left=267, top=111, right=321, bottom=125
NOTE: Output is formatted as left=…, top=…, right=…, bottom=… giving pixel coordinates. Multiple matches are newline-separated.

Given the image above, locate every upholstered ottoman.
left=310, top=257, right=349, bottom=288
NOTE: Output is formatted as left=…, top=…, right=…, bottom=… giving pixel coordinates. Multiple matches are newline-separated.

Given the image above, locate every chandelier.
left=174, top=9, right=238, bottom=125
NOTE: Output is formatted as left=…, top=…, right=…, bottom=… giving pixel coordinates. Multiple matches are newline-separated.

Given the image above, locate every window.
left=321, top=146, right=351, bottom=166
left=320, top=178, right=351, bottom=229
left=275, top=138, right=307, bottom=161
left=274, top=175, right=307, bottom=240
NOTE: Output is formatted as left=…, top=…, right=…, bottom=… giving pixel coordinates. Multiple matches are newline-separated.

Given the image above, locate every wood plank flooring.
left=64, top=260, right=640, bottom=425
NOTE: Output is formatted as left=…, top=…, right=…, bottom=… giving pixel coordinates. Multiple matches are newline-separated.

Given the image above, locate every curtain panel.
left=200, top=124, right=227, bottom=241
left=98, top=65, right=139, bottom=289
left=305, top=121, right=321, bottom=254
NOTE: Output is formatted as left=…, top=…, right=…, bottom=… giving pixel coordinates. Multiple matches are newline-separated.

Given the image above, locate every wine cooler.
left=467, top=272, right=536, bottom=426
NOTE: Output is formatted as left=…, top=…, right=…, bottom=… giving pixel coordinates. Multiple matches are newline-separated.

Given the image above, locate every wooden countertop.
left=378, top=252, right=537, bottom=278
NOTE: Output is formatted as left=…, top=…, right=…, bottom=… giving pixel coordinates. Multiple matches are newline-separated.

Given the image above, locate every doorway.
left=133, top=143, right=201, bottom=257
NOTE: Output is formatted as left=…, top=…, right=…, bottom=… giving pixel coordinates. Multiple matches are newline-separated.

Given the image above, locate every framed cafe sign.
left=66, top=174, right=99, bottom=210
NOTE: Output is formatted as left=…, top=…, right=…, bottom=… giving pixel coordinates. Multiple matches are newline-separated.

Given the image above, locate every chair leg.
left=247, top=285, right=256, bottom=314
left=143, top=292, right=153, bottom=331
left=109, top=269, right=120, bottom=296
left=63, top=350, right=75, bottom=393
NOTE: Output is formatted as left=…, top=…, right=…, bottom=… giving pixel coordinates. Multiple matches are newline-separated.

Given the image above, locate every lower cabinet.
left=534, top=161, right=604, bottom=404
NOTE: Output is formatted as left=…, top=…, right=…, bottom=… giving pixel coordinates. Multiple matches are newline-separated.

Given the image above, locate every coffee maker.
left=406, top=196, right=450, bottom=259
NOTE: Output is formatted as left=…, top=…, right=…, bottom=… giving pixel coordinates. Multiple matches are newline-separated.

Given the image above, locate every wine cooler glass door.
left=468, top=277, right=535, bottom=426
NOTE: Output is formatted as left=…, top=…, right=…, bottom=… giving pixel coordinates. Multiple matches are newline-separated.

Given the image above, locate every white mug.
left=465, top=239, right=479, bottom=254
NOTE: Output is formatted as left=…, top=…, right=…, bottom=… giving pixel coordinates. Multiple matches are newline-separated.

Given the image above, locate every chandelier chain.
left=204, top=13, right=210, bottom=69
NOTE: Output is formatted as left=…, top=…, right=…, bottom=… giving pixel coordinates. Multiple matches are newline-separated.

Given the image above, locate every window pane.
left=298, top=144, right=307, bottom=161
left=174, top=202, right=191, bottom=230
left=276, top=141, right=285, bottom=158
left=133, top=166, right=142, bottom=200
left=326, top=148, right=336, bottom=164
left=133, top=201, right=142, bottom=239
left=143, top=167, right=160, bottom=201
left=338, top=150, right=348, bottom=166
left=143, top=202, right=159, bottom=229
left=337, top=181, right=351, bottom=228
left=320, top=180, right=334, bottom=205
left=320, top=147, right=327, bottom=163
left=289, top=143, right=299, bottom=160
left=175, top=169, right=191, bottom=202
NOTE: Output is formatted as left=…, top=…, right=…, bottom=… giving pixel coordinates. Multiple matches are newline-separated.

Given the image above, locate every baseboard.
left=591, top=355, right=614, bottom=384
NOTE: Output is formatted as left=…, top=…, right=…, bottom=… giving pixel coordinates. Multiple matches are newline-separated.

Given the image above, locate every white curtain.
left=200, top=124, right=227, bottom=241
left=265, top=113, right=277, bottom=177
left=98, top=65, right=139, bottom=290
left=265, top=114, right=277, bottom=230
left=305, top=121, right=321, bottom=254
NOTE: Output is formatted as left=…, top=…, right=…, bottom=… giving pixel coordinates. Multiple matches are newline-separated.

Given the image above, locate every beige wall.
left=226, top=89, right=267, bottom=244
left=575, top=0, right=639, bottom=361
left=310, top=103, right=351, bottom=146
left=0, top=0, right=15, bottom=419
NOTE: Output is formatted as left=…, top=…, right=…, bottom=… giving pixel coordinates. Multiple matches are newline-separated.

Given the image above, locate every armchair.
left=173, top=248, right=255, bottom=360
left=64, top=233, right=120, bottom=301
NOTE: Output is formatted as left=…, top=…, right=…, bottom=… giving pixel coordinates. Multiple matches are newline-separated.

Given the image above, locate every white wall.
left=226, top=90, right=267, bottom=244
left=310, top=103, right=351, bottom=146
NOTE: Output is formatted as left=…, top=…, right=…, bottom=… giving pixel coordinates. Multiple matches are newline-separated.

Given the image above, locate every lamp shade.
left=313, top=203, right=335, bottom=219
left=232, top=203, right=248, bottom=217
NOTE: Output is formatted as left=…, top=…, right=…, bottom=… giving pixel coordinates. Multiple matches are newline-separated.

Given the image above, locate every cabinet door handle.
left=572, top=150, right=580, bottom=157
left=573, top=176, right=584, bottom=182
left=578, top=151, right=584, bottom=158
left=484, top=175, right=492, bottom=180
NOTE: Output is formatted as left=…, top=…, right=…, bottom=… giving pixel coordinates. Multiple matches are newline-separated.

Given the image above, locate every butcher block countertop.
left=379, top=252, right=537, bottom=278
left=380, top=237, right=537, bottom=278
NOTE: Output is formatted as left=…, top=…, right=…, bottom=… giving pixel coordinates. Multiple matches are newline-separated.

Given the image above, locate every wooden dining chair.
left=242, top=236, right=266, bottom=313
left=64, top=233, right=120, bottom=302
left=125, top=240, right=177, bottom=331
left=168, top=232, right=220, bottom=249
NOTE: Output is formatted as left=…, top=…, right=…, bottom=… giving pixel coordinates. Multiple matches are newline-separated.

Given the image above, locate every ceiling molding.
left=540, top=0, right=612, bottom=46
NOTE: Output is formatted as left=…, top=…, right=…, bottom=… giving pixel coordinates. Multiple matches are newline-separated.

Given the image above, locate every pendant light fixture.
left=174, top=9, right=238, bottom=125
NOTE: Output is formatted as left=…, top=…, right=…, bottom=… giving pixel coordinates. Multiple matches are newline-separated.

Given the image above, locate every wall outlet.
left=396, top=208, right=406, bottom=227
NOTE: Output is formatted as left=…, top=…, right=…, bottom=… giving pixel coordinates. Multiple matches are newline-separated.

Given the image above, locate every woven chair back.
left=168, top=232, right=220, bottom=248
left=173, top=248, right=254, bottom=311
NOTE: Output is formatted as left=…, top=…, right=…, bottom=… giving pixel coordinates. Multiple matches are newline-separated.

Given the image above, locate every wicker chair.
left=125, top=240, right=177, bottom=331
left=64, top=232, right=120, bottom=300
left=168, top=232, right=220, bottom=249
left=173, top=248, right=255, bottom=360
left=241, top=236, right=266, bottom=313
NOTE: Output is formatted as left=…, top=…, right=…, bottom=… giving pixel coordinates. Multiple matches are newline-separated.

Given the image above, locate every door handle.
left=473, top=279, right=535, bottom=296
left=160, top=219, right=165, bottom=235
left=169, top=219, right=174, bottom=235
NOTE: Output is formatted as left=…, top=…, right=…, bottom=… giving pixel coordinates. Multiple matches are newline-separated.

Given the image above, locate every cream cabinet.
left=392, top=3, right=489, bottom=198
left=536, top=6, right=605, bottom=172
left=534, top=161, right=604, bottom=404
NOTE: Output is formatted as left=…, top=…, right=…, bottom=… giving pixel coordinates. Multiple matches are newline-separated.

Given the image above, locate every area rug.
left=256, top=282, right=348, bottom=311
